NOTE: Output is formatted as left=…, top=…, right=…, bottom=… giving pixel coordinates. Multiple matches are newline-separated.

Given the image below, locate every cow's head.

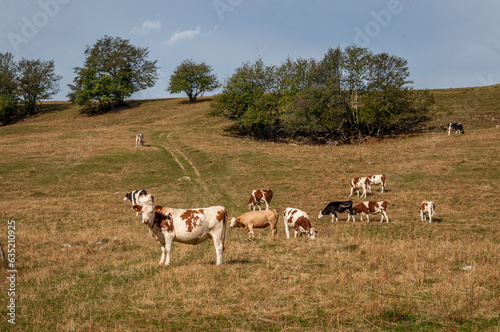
left=307, top=228, right=317, bottom=240
left=229, top=217, right=237, bottom=229
left=318, top=211, right=325, bottom=219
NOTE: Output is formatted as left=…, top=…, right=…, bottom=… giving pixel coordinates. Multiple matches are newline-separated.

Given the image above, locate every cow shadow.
left=222, top=259, right=253, bottom=265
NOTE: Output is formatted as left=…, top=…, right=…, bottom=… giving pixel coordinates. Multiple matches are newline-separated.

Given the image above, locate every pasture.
left=0, top=86, right=499, bottom=331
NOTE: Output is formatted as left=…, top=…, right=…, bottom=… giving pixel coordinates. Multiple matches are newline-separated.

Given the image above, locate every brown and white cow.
left=283, top=208, right=317, bottom=239
left=419, top=201, right=435, bottom=223
left=349, top=177, right=370, bottom=198
left=352, top=201, right=389, bottom=222
left=367, top=174, right=386, bottom=193
left=229, top=209, right=279, bottom=240
left=133, top=195, right=227, bottom=266
left=247, top=189, right=273, bottom=210
left=136, top=133, right=145, bottom=147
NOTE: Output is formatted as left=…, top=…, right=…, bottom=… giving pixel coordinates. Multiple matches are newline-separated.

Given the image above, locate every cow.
left=318, top=201, right=354, bottom=222
left=124, top=189, right=147, bottom=206
left=349, top=177, right=370, bottom=198
left=283, top=208, right=317, bottom=239
left=447, top=123, right=465, bottom=136
left=229, top=209, right=279, bottom=240
left=247, top=189, right=273, bottom=211
left=136, top=133, right=145, bottom=147
left=124, top=189, right=148, bottom=216
left=367, top=174, right=387, bottom=193
left=352, top=201, right=389, bottom=222
left=419, top=201, right=435, bottom=223
left=133, top=195, right=227, bottom=266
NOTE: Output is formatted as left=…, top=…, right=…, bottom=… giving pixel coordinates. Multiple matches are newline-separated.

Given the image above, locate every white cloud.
left=166, top=26, right=201, bottom=46
left=131, top=20, right=161, bottom=34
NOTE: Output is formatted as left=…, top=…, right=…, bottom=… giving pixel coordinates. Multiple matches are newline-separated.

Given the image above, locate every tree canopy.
left=167, top=59, right=219, bottom=103
left=68, top=36, right=159, bottom=110
left=211, top=46, right=434, bottom=144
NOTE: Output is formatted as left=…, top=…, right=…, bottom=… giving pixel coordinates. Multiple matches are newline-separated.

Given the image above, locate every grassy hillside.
left=0, top=86, right=499, bottom=331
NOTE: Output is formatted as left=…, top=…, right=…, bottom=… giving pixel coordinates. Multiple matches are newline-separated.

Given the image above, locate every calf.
left=318, top=201, right=354, bottom=222
left=133, top=195, right=227, bottom=266
left=352, top=201, right=389, bottom=222
left=367, top=174, right=387, bottom=193
left=136, top=133, right=145, bottom=146
left=283, top=208, right=317, bottom=239
left=419, top=201, right=435, bottom=223
left=247, top=189, right=273, bottom=210
left=349, top=177, right=370, bottom=198
left=229, top=209, right=279, bottom=240
left=447, top=123, right=465, bottom=135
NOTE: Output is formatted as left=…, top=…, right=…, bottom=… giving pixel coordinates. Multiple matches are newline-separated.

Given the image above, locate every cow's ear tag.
left=154, top=206, right=163, bottom=213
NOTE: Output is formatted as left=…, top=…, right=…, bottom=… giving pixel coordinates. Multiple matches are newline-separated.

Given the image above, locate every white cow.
left=133, top=195, right=227, bottom=266
left=136, top=133, right=145, bottom=147
left=349, top=177, right=370, bottom=198
left=283, top=208, right=317, bottom=239
left=419, top=201, right=435, bottom=223
left=367, top=174, right=387, bottom=193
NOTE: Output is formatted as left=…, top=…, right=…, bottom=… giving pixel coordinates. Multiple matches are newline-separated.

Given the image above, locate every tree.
left=17, top=58, right=62, bottom=115
left=0, top=52, right=19, bottom=124
left=168, top=59, right=219, bottom=103
left=68, top=36, right=159, bottom=110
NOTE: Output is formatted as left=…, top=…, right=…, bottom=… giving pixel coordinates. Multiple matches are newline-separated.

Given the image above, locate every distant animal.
left=447, top=123, right=465, bottom=135
left=136, top=133, right=145, bottom=147
left=133, top=195, right=227, bottom=266
left=283, top=208, right=317, bottom=239
left=349, top=177, right=370, bottom=198
left=247, top=189, right=273, bottom=210
left=229, top=209, right=279, bottom=240
left=318, top=201, right=354, bottom=222
left=352, top=201, right=389, bottom=222
left=419, top=201, right=435, bottom=223
left=367, top=174, right=387, bottom=193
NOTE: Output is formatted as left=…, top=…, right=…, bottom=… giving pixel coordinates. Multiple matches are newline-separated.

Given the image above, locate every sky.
left=1, top=0, right=499, bottom=101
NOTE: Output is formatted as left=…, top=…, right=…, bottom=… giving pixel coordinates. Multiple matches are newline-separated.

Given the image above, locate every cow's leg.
left=284, top=221, right=290, bottom=239
left=366, top=215, right=370, bottom=222
left=382, top=211, right=389, bottom=222
left=213, top=235, right=224, bottom=266
left=420, top=210, right=423, bottom=221
left=265, top=200, right=269, bottom=210
left=294, top=229, right=299, bottom=238
left=270, top=223, right=277, bottom=239
left=248, top=224, right=254, bottom=240
left=429, top=212, right=433, bottom=223
left=162, top=234, right=174, bottom=266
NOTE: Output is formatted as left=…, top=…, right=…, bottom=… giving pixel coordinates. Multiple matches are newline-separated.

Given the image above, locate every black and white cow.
left=124, top=189, right=147, bottom=216
left=447, top=123, right=465, bottom=135
left=318, top=201, right=354, bottom=222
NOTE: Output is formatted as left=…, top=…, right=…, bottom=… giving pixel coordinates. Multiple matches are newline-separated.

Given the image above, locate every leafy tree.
left=68, top=36, right=159, bottom=110
left=168, top=59, right=219, bottom=103
left=17, top=58, right=62, bottom=115
left=0, top=52, right=19, bottom=124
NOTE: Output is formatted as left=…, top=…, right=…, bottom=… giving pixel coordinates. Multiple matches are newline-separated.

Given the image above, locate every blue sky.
left=1, top=0, right=499, bottom=101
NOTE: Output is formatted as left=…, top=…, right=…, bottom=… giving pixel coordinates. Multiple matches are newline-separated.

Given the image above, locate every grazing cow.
left=229, top=209, right=279, bottom=240
left=133, top=195, right=227, bottom=266
left=349, top=177, right=370, bottom=198
left=352, top=201, right=389, bottom=222
left=367, top=174, right=387, bottom=193
left=419, top=201, right=435, bottom=223
left=136, top=133, right=145, bottom=147
left=283, top=208, right=317, bottom=239
left=447, top=123, right=465, bottom=135
left=247, top=189, right=273, bottom=211
left=318, top=201, right=354, bottom=222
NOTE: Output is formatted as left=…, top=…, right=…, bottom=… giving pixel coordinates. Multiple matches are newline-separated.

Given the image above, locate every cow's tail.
left=222, top=207, right=228, bottom=252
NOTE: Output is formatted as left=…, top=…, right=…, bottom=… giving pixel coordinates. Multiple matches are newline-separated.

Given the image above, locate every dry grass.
left=0, top=89, right=499, bottom=331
